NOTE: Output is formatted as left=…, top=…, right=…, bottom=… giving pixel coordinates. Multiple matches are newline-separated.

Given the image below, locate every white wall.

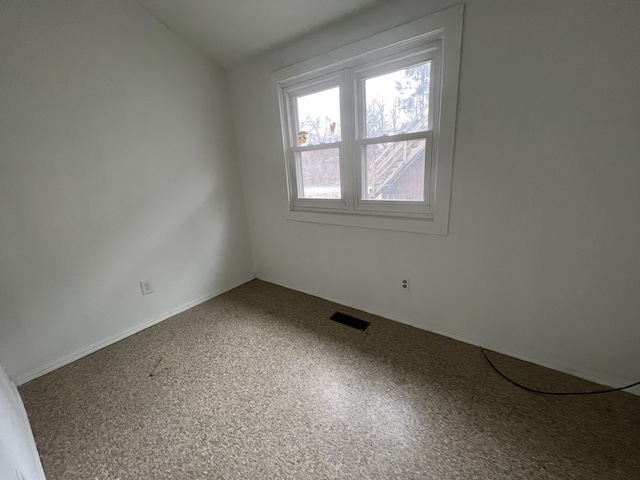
left=230, top=0, right=640, bottom=391
left=0, top=0, right=254, bottom=381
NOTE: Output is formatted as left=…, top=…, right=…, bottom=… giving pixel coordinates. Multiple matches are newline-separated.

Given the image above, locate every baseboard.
left=12, top=274, right=256, bottom=386
left=259, top=274, right=640, bottom=397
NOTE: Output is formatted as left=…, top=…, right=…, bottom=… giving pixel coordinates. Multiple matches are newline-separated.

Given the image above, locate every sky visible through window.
left=297, top=87, right=340, bottom=145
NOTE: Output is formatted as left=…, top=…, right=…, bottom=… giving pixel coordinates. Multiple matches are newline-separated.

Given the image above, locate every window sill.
left=286, top=209, right=448, bottom=235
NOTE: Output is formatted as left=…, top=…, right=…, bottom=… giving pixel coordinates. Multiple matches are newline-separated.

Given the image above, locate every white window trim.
left=275, top=4, right=463, bottom=235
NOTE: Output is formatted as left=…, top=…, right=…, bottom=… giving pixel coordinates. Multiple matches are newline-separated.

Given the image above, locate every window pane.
left=365, top=62, right=431, bottom=138
left=296, top=87, right=341, bottom=146
left=362, top=139, right=426, bottom=201
left=297, top=148, right=341, bottom=199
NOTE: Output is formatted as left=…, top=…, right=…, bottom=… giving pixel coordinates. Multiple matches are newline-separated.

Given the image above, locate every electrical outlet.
left=140, top=280, right=154, bottom=295
left=401, top=278, right=410, bottom=291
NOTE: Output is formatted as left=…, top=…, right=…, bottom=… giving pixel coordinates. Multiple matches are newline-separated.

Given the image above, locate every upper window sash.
left=353, top=44, right=441, bottom=142
left=282, top=74, right=342, bottom=149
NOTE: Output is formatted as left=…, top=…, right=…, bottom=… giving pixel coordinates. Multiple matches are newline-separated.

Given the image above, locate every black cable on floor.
left=481, top=348, right=640, bottom=396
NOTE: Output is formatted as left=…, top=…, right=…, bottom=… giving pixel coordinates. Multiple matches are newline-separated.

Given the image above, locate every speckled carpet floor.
left=19, top=280, right=640, bottom=479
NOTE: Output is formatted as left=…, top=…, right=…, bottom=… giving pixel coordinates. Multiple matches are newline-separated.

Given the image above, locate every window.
left=277, top=5, right=463, bottom=234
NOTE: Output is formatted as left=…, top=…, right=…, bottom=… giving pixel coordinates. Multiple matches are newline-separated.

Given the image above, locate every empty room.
left=1, top=0, right=639, bottom=479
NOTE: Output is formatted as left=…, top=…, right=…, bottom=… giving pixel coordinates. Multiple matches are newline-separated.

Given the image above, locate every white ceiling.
left=136, top=0, right=384, bottom=69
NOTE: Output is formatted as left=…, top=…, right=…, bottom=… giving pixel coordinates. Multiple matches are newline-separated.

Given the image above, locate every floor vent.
left=330, top=312, right=370, bottom=331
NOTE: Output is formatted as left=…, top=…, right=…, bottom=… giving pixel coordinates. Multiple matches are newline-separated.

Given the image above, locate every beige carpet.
left=19, top=280, right=640, bottom=479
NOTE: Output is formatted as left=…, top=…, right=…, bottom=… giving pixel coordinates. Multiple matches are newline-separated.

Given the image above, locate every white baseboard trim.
left=259, top=274, right=640, bottom=396
left=12, top=275, right=256, bottom=386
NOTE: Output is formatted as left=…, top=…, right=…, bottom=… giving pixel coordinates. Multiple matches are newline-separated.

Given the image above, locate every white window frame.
left=283, top=72, right=347, bottom=211
left=276, top=5, right=463, bottom=235
left=353, top=47, right=438, bottom=217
